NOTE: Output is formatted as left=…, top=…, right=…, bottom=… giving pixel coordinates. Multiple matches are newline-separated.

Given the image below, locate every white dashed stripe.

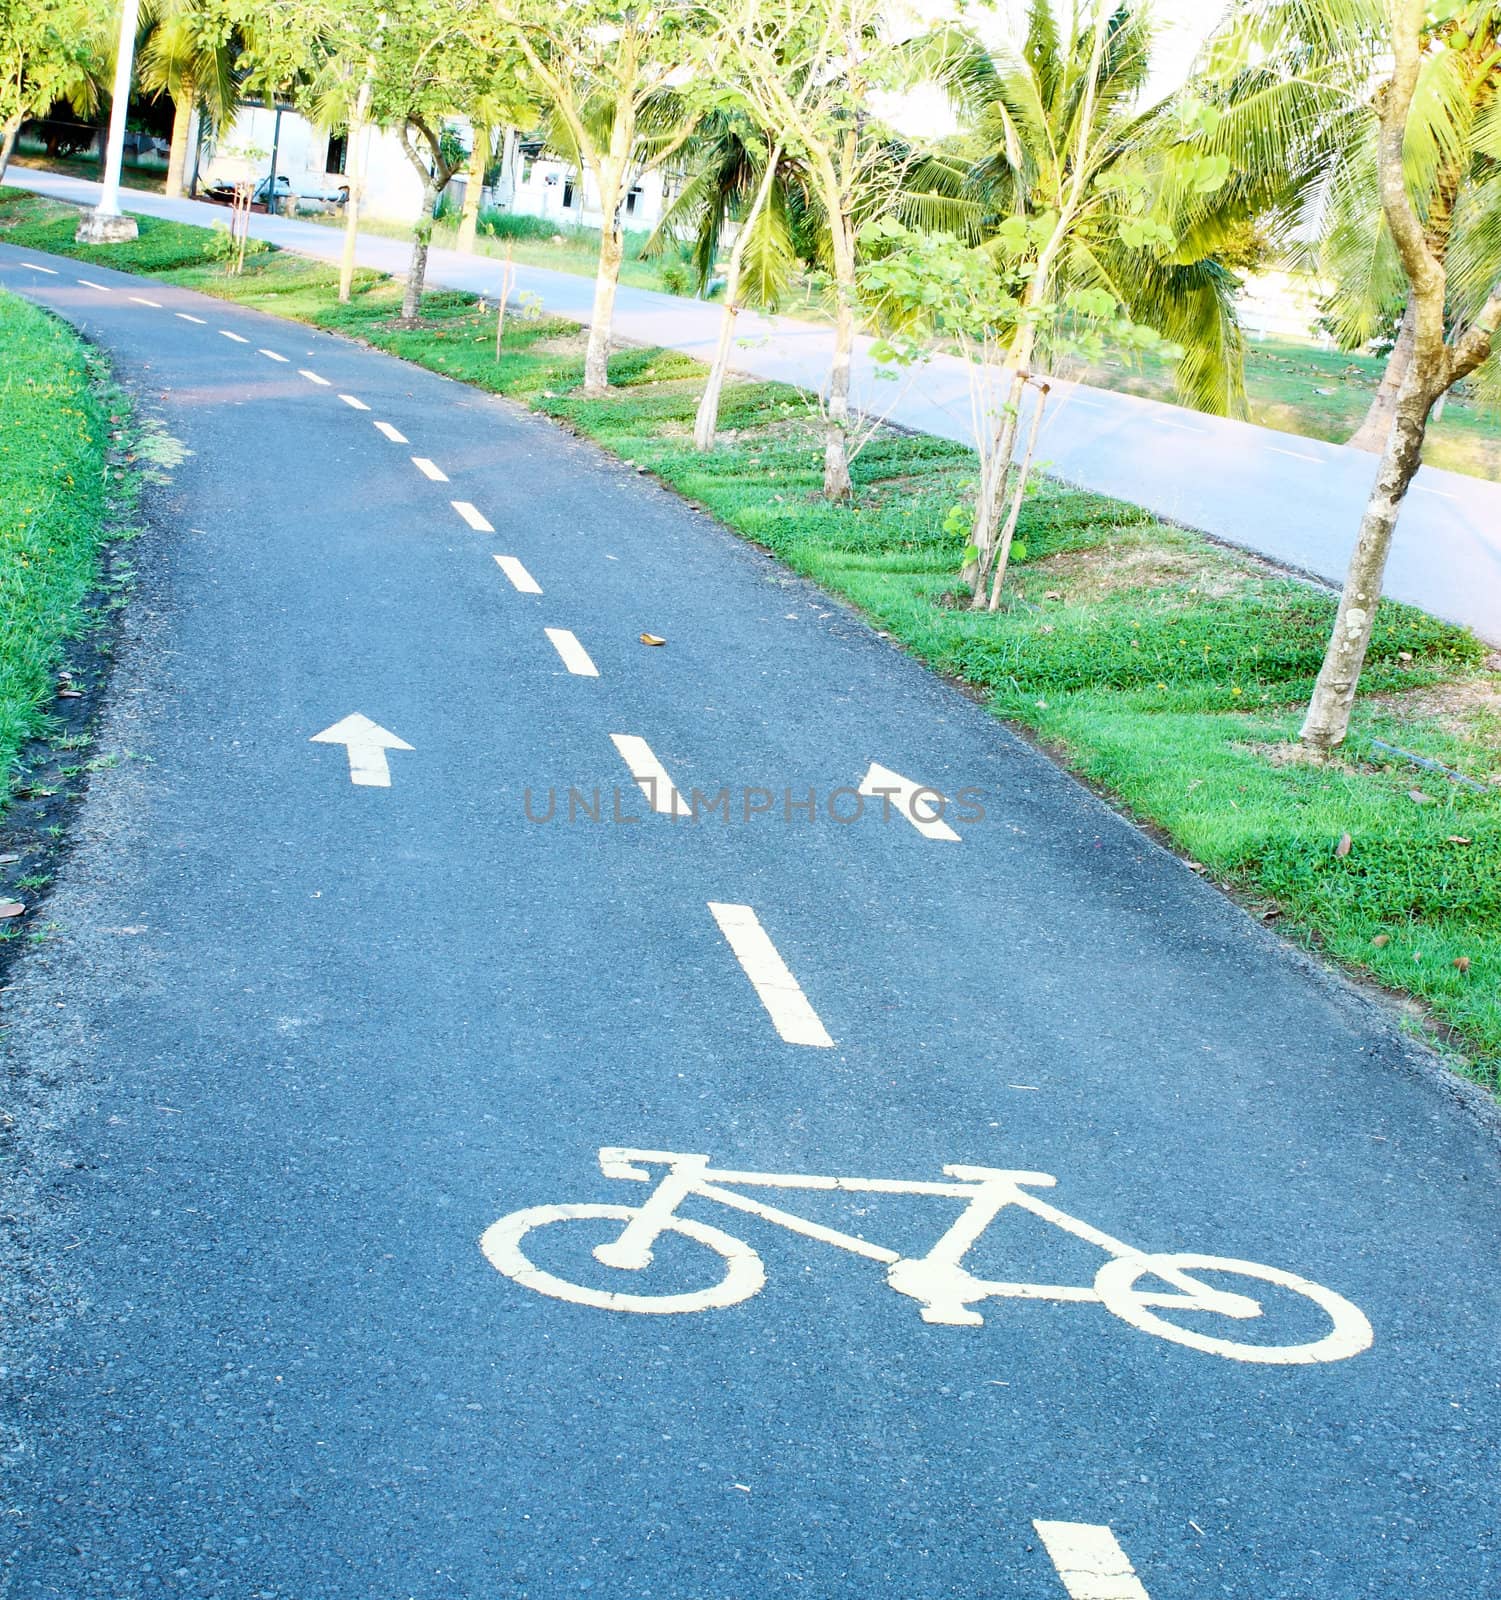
left=493, top=555, right=541, bottom=594
left=374, top=421, right=408, bottom=443
left=412, top=457, right=448, bottom=481
left=544, top=628, right=598, bottom=677
left=451, top=500, right=494, bottom=532
left=708, top=903, right=834, bottom=1048
left=339, top=393, right=370, bottom=410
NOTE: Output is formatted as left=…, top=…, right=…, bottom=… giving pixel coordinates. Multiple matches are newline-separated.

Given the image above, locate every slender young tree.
left=492, top=0, right=716, bottom=394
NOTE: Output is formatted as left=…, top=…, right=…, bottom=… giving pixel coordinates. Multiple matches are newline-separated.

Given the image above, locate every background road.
left=2, top=244, right=1499, bottom=1599
left=9, top=167, right=1501, bottom=646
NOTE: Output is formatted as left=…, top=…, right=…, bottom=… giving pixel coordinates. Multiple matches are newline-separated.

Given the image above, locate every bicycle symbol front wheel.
left=480, top=1203, right=766, bottom=1315
left=1094, top=1251, right=1373, bottom=1365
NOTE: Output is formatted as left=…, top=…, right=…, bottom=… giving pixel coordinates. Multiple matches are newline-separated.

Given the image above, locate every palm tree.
left=138, top=0, right=243, bottom=199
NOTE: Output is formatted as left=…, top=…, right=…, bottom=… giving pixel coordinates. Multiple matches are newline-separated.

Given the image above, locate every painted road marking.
left=77, top=278, right=112, bottom=292
left=494, top=555, right=542, bottom=594
left=339, top=393, right=370, bottom=410
left=412, top=456, right=449, bottom=481
left=1417, top=484, right=1459, bottom=501
left=611, top=734, right=688, bottom=817
left=19, top=262, right=58, bottom=274
left=545, top=628, right=598, bottom=677
left=858, top=762, right=961, bottom=841
left=175, top=312, right=206, bottom=324
left=130, top=295, right=162, bottom=307
left=452, top=500, right=494, bottom=532
left=309, top=713, right=413, bottom=788
left=708, top=903, right=833, bottom=1048
left=374, top=421, right=409, bottom=443
left=1266, top=445, right=1324, bottom=464
left=1161, top=418, right=1207, bottom=435
left=220, top=329, right=249, bottom=344
left=299, top=369, right=330, bottom=386
left=1034, top=1521, right=1152, bottom=1600
left=259, top=348, right=288, bottom=362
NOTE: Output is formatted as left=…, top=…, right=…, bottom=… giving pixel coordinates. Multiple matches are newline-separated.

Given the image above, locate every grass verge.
left=2, top=188, right=1497, bottom=1087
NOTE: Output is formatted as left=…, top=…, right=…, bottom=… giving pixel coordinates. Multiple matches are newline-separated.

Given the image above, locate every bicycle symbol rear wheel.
left=1093, top=1252, right=1373, bottom=1364
left=480, top=1203, right=766, bottom=1315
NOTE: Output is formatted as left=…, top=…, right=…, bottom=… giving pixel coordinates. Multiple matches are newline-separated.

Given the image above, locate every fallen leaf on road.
left=639, top=633, right=667, bottom=647
left=1334, top=832, right=1352, bottom=858
left=1453, top=956, right=1471, bottom=973
left=1371, top=934, right=1390, bottom=948
left=1408, top=789, right=1436, bottom=805
left=0, top=852, right=17, bottom=865
left=57, top=688, right=82, bottom=699
left=0, top=901, right=24, bottom=919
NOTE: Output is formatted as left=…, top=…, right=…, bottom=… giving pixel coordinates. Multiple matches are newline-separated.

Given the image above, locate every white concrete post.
left=79, top=0, right=142, bottom=240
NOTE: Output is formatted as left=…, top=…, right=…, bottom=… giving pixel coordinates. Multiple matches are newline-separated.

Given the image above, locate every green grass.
left=1076, top=334, right=1501, bottom=481
left=0, top=287, right=110, bottom=809
left=2, top=185, right=1497, bottom=1085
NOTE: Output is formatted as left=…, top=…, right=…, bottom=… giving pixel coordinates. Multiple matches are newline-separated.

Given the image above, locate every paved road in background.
left=2, top=243, right=1500, bottom=1599
left=9, top=167, right=1500, bottom=645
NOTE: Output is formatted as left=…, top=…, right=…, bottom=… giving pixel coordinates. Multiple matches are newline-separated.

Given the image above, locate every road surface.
left=7, top=166, right=1500, bottom=645
left=1, top=245, right=1499, bottom=1599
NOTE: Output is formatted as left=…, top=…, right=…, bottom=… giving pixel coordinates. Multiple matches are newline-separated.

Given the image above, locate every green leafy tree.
left=0, top=0, right=105, bottom=181
left=491, top=0, right=719, bottom=393
left=138, top=0, right=245, bottom=198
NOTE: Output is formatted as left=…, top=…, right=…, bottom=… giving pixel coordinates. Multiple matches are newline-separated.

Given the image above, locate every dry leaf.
left=1334, top=832, right=1352, bottom=858
left=0, top=901, right=24, bottom=919
left=639, top=633, right=667, bottom=647
left=57, top=688, right=82, bottom=699
left=1043, top=590, right=1063, bottom=601
left=0, top=852, right=17, bottom=865
left=1446, top=835, right=1472, bottom=846
left=1397, top=650, right=1414, bottom=664
left=1186, top=861, right=1206, bottom=874
left=1408, top=789, right=1436, bottom=805
left=1370, top=934, right=1390, bottom=948
left=1453, top=956, right=1471, bottom=974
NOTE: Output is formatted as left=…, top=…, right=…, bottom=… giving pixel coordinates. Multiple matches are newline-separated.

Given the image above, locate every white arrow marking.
left=611, top=734, right=687, bottom=816
left=857, top=763, right=961, bottom=841
left=1034, top=1521, right=1152, bottom=1600
left=309, top=713, right=413, bottom=788
left=708, top=902, right=833, bottom=1048
left=494, top=555, right=542, bottom=594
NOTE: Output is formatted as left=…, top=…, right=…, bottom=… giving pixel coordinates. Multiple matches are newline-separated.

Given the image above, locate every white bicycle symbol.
left=480, top=1147, right=1374, bottom=1365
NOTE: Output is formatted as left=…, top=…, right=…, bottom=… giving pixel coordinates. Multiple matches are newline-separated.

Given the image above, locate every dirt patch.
left=1367, top=667, right=1501, bottom=751
left=1014, top=536, right=1254, bottom=605
left=528, top=330, right=590, bottom=357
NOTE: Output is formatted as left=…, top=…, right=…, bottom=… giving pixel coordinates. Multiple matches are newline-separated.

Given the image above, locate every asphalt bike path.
left=2, top=243, right=1499, bottom=1599
left=9, top=168, right=1501, bottom=646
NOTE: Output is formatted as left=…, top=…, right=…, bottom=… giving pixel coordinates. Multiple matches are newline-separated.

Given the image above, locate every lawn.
left=1, top=188, right=1496, bottom=1088
left=0, top=287, right=110, bottom=809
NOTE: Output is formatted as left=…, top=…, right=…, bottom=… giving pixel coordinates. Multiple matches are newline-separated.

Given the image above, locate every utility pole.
left=78, top=0, right=143, bottom=242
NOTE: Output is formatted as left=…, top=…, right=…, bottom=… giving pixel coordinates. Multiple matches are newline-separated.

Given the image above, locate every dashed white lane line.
left=130, top=295, right=162, bottom=307
left=544, top=628, right=598, bottom=677
left=259, top=348, right=288, bottom=362
left=451, top=500, right=494, bottom=532
left=412, top=456, right=448, bottom=481
left=176, top=312, right=207, bottom=324
left=299, top=369, right=330, bottom=386
left=611, top=734, right=688, bottom=817
left=857, top=762, right=961, bottom=841
left=339, top=393, right=370, bottom=410
left=1034, top=1521, right=1152, bottom=1600
left=708, top=902, right=834, bottom=1049
left=1417, top=484, right=1460, bottom=501
left=493, top=554, right=542, bottom=594
left=19, top=262, right=58, bottom=274
left=374, top=420, right=409, bottom=443
left=77, top=278, right=112, bottom=292
left=219, top=329, right=250, bottom=343
left=1266, top=444, right=1324, bottom=464
left=1161, top=418, right=1208, bottom=435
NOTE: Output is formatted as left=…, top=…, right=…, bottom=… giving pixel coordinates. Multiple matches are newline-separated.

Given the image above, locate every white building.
left=194, top=108, right=677, bottom=235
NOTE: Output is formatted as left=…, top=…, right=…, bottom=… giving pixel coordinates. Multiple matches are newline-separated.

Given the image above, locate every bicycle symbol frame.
left=480, top=1147, right=1374, bottom=1365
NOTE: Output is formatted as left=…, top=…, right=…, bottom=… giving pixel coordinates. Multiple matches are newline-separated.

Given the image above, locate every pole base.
left=75, top=210, right=139, bottom=244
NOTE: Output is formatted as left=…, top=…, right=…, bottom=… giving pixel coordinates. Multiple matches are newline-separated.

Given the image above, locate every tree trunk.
left=986, top=383, right=1049, bottom=610
left=164, top=85, right=194, bottom=199
left=1300, top=378, right=1436, bottom=755
left=339, top=113, right=369, bottom=304
left=822, top=212, right=857, bottom=499
left=966, top=326, right=1037, bottom=604
left=585, top=215, right=624, bottom=395
left=456, top=128, right=488, bottom=254
left=1348, top=299, right=1416, bottom=452
left=694, top=144, right=780, bottom=452
left=0, top=116, right=20, bottom=183
left=694, top=306, right=739, bottom=451
left=401, top=177, right=438, bottom=322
